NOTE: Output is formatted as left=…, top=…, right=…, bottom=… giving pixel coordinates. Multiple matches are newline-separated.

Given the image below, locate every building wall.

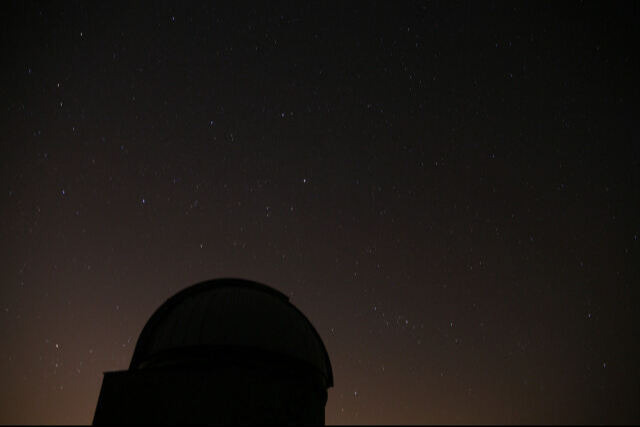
left=93, top=365, right=326, bottom=425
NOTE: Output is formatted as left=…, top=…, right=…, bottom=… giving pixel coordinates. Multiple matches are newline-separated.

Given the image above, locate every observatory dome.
left=129, top=278, right=333, bottom=388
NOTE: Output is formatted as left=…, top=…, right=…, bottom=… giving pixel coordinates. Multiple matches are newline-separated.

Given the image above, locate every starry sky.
left=1, top=1, right=638, bottom=424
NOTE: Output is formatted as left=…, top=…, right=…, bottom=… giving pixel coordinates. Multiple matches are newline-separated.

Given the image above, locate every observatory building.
left=93, top=278, right=333, bottom=424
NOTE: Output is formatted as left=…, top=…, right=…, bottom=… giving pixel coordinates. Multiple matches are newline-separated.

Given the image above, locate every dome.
left=129, top=278, right=333, bottom=388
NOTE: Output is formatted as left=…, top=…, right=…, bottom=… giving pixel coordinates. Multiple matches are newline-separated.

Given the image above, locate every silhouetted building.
left=93, top=278, right=333, bottom=424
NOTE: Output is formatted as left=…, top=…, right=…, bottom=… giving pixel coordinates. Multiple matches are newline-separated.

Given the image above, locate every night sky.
left=1, top=1, right=638, bottom=424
